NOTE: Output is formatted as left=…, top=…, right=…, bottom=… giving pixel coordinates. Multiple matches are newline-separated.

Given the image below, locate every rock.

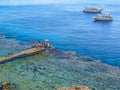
left=78, top=56, right=94, bottom=61
left=57, top=85, right=91, bottom=90
left=0, top=33, right=5, bottom=39
left=1, top=82, right=11, bottom=90
left=49, top=49, right=78, bottom=60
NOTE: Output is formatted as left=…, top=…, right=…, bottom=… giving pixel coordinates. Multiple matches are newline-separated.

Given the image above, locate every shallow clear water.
left=0, top=1, right=120, bottom=66
left=0, top=39, right=120, bottom=90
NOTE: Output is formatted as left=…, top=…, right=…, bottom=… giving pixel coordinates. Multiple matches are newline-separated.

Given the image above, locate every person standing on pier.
left=32, top=41, right=37, bottom=48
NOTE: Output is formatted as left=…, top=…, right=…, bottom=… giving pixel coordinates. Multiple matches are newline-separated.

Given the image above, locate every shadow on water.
left=83, top=12, right=102, bottom=14
left=93, top=20, right=113, bottom=26
left=82, top=12, right=101, bottom=16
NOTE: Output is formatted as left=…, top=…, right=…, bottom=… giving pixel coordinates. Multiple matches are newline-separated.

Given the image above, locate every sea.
left=0, top=1, right=120, bottom=66
left=0, top=0, right=120, bottom=90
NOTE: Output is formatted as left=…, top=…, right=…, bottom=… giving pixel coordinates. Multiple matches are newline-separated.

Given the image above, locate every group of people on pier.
left=32, top=39, right=51, bottom=48
left=6, top=40, right=50, bottom=57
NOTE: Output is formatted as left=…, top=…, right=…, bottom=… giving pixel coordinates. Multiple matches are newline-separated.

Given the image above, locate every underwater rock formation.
left=0, top=39, right=31, bottom=58
left=0, top=33, right=5, bottom=39
left=1, top=82, right=11, bottom=90
left=49, top=49, right=79, bottom=60
left=57, top=85, right=91, bottom=90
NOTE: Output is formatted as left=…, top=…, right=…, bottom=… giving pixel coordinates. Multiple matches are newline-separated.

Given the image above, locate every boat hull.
left=94, top=18, right=113, bottom=21
left=83, top=10, right=102, bottom=13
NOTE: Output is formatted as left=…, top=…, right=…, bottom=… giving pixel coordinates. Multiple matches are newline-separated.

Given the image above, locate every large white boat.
left=83, top=6, right=103, bottom=13
left=93, top=13, right=113, bottom=21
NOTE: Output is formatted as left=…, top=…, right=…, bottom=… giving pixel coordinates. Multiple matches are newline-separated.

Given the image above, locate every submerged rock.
left=49, top=49, right=78, bottom=60
left=1, top=82, right=11, bottom=90
left=0, top=39, right=31, bottom=57
left=0, top=33, right=5, bottom=39
left=57, top=85, right=91, bottom=90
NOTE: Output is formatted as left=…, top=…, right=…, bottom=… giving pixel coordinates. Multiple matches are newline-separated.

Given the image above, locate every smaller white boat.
left=83, top=6, right=103, bottom=13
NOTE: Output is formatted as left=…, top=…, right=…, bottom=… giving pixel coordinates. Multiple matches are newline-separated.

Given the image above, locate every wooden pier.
left=0, top=47, right=45, bottom=63
left=0, top=40, right=51, bottom=63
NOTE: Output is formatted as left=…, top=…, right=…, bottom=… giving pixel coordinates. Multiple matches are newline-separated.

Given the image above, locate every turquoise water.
left=0, top=1, right=120, bottom=66
left=0, top=39, right=120, bottom=90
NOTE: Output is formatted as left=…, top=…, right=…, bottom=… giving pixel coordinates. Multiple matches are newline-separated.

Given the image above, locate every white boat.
left=83, top=6, right=103, bottom=13
left=93, top=13, right=113, bottom=21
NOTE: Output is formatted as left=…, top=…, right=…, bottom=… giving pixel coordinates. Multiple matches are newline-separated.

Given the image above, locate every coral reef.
left=0, top=39, right=31, bottom=58
left=0, top=39, right=120, bottom=90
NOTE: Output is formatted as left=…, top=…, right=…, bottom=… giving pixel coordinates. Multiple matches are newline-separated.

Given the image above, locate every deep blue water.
left=0, top=0, right=120, bottom=66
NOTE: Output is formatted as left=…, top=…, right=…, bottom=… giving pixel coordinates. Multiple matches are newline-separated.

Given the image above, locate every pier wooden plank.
left=0, top=47, right=44, bottom=63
